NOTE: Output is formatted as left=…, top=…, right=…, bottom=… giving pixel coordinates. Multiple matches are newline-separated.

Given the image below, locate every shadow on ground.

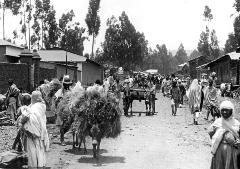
left=64, top=148, right=108, bottom=156
left=124, top=111, right=158, bottom=117
left=78, top=155, right=125, bottom=165
left=52, top=140, right=73, bottom=146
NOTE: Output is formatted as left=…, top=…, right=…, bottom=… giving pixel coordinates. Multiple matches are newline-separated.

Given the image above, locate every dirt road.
left=47, top=93, right=212, bottom=169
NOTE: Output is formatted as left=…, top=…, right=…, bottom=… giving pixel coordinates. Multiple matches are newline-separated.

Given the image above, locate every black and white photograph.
left=1, top=0, right=240, bottom=168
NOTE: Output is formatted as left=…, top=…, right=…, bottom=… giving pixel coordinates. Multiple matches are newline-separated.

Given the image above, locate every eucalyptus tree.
left=198, top=5, right=220, bottom=59
left=85, top=0, right=101, bottom=58
left=59, top=10, right=87, bottom=55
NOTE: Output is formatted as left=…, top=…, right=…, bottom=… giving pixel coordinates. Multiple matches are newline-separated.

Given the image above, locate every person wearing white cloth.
left=208, top=100, right=240, bottom=169
left=103, top=78, right=110, bottom=93
left=20, top=91, right=49, bottom=168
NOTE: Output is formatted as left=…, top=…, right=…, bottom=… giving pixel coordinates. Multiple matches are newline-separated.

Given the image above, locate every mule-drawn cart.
left=122, top=82, right=157, bottom=116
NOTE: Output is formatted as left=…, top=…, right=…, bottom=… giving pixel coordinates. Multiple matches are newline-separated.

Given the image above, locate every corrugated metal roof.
left=178, top=62, right=188, bottom=67
left=202, top=51, right=240, bottom=67
left=227, top=51, right=240, bottom=60
left=196, top=63, right=209, bottom=69
left=0, top=39, right=24, bottom=48
left=188, top=55, right=203, bottom=62
left=38, top=50, right=86, bottom=62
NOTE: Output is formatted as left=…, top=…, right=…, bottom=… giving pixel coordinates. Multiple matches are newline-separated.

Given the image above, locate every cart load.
left=57, top=82, right=122, bottom=158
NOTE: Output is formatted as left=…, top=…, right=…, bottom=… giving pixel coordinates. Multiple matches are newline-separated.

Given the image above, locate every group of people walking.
left=3, top=70, right=240, bottom=169
left=160, top=72, right=219, bottom=125
left=163, top=72, right=240, bottom=169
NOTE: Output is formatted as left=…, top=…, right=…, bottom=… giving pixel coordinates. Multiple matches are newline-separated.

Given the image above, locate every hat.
left=220, top=100, right=234, bottom=111
left=31, top=91, right=44, bottom=104
left=63, top=75, right=72, bottom=85
left=125, top=79, right=130, bottom=83
left=211, top=72, right=216, bottom=76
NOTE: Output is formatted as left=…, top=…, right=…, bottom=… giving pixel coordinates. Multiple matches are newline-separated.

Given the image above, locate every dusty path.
left=47, top=93, right=212, bottom=169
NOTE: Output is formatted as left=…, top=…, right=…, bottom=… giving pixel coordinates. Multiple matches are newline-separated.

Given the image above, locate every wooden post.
left=65, top=50, right=68, bottom=74
left=19, top=47, right=33, bottom=92
left=238, top=57, right=240, bottom=86
left=2, top=3, right=5, bottom=40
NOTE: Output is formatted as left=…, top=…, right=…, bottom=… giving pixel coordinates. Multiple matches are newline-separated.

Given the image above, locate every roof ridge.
left=0, top=39, right=24, bottom=48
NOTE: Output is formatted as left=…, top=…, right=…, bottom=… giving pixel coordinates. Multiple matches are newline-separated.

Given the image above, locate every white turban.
left=220, top=100, right=234, bottom=111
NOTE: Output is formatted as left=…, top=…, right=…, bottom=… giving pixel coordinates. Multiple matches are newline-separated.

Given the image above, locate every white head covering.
left=189, top=79, right=199, bottom=91
left=31, top=91, right=44, bottom=104
left=220, top=100, right=234, bottom=112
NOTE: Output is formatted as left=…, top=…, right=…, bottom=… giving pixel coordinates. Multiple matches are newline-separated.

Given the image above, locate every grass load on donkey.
left=58, top=82, right=122, bottom=139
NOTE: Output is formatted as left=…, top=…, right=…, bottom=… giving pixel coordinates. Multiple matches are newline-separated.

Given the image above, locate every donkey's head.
left=90, top=123, right=101, bottom=145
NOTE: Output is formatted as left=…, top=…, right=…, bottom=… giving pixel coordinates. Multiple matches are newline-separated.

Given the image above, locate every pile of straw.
left=59, top=83, right=122, bottom=138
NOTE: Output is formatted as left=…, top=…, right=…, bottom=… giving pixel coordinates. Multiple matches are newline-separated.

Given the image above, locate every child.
left=170, top=80, right=180, bottom=116
left=144, top=91, right=151, bottom=115
left=12, top=94, right=31, bottom=152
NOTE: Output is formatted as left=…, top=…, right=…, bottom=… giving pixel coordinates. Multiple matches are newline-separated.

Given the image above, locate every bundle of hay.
left=57, top=83, right=121, bottom=138
left=56, top=82, right=86, bottom=128
left=38, top=79, right=62, bottom=98
left=71, top=85, right=122, bottom=138
left=38, top=79, right=62, bottom=110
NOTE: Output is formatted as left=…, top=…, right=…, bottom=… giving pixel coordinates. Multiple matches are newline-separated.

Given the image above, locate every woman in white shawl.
left=208, top=100, right=240, bottom=169
left=187, top=79, right=202, bottom=125
left=20, top=91, right=49, bottom=168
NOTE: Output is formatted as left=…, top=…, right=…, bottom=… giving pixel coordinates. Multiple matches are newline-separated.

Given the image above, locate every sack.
left=0, top=150, right=27, bottom=167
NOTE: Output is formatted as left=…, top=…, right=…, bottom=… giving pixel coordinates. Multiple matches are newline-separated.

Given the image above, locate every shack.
left=205, top=50, right=240, bottom=86
left=176, top=62, right=189, bottom=78
left=188, top=55, right=211, bottom=79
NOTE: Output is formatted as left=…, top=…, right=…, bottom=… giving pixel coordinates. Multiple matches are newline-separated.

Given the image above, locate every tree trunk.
left=28, top=0, right=32, bottom=50
left=42, top=20, right=43, bottom=49
left=91, top=34, right=95, bottom=58
left=38, top=37, right=40, bottom=50
left=23, top=2, right=27, bottom=46
left=2, top=5, right=5, bottom=40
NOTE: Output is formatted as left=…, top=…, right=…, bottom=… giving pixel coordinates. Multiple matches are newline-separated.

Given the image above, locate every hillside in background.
left=170, top=49, right=193, bottom=57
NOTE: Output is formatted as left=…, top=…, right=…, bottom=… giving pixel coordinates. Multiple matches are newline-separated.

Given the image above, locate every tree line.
left=2, top=0, right=240, bottom=74
left=95, top=2, right=240, bottom=74
left=1, top=0, right=100, bottom=56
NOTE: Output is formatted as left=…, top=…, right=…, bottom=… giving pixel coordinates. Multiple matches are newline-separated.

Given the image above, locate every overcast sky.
left=0, top=0, right=237, bottom=54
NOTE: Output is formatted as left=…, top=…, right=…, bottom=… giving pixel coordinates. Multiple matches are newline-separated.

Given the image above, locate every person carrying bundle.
left=55, top=75, right=73, bottom=146
left=18, top=91, right=49, bottom=168
left=12, top=94, right=31, bottom=152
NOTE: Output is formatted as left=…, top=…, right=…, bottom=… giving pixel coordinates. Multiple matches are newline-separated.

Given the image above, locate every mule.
left=72, top=121, right=103, bottom=159
left=72, top=119, right=88, bottom=154
left=90, top=124, right=102, bottom=158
